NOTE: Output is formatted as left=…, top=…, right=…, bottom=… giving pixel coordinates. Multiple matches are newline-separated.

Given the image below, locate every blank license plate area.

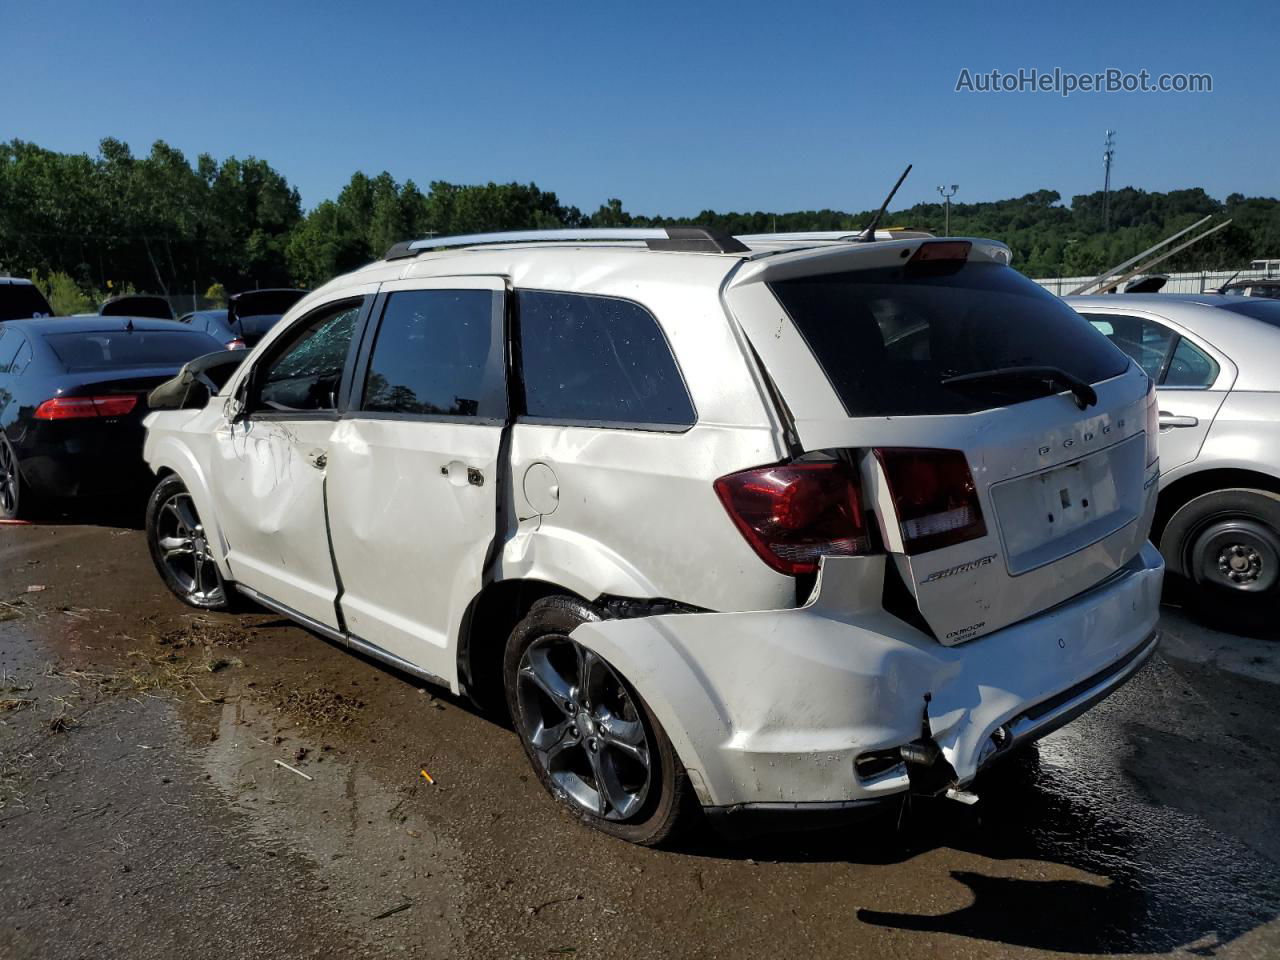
left=991, top=434, right=1143, bottom=575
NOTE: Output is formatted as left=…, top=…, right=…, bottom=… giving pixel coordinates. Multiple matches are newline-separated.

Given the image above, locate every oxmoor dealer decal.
left=922, top=553, right=997, bottom=584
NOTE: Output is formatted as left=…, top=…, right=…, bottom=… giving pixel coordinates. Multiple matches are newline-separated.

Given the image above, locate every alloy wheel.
left=154, top=491, right=225, bottom=604
left=516, top=635, right=652, bottom=821
left=0, top=440, right=17, bottom=517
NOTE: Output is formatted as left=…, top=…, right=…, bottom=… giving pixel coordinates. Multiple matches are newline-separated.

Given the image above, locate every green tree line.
left=3, top=137, right=1278, bottom=304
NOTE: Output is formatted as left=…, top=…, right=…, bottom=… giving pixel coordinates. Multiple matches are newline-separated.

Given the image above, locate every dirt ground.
left=2, top=510, right=1278, bottom=959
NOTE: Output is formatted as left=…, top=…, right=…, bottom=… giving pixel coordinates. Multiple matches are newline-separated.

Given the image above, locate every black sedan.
left=0, top=317, right=223, bottom=519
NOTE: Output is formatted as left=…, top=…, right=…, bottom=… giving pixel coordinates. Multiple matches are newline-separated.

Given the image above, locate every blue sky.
left=6, top=0, right=1276, bottom=215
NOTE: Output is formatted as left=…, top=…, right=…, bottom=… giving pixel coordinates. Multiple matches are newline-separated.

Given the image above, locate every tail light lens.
left=34, top=395, right=139, bottom=420
left=1144, top=380, right=1159, bottom=466
left=714, top=461, right=872, bottom=575
left=226, top=338, right=247, bottom=351
left=874, top=448, right=986, bottom=555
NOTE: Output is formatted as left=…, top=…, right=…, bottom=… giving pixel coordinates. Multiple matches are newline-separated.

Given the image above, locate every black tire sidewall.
left=1161, top=487, right=1280, bottom=625
left=0, top=436, right=24, bottom=521
left=503, top=595, right=689, bottom=845
left=145, top=475, right=230, bottom=610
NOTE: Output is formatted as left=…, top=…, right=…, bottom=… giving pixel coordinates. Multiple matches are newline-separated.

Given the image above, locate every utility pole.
left=937, top=184, right=959, bottom=237
left=1103, top=130, right=1116, bottom=232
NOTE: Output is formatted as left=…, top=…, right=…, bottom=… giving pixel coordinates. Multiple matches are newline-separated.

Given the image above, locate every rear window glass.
left=516, top=291, right=695, bottom=428
left=0, top=283, right=54, bottom=321
left=770, top=262, right=1130, bottom=416
left=43, top=330, right=218, bottom=371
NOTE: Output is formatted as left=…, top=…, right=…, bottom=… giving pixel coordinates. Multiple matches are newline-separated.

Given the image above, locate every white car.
left=1066, top=293, right=1280, bottom=629
left=143, top=228, right=1163, bottom=844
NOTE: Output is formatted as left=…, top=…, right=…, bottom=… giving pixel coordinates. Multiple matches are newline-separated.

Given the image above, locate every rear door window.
left=1083, top=313, right=1177, bottom=380
left=0, top=284, right=53, bottom=321
left=769, top=262, right=1129, bottom=416
left=516, top=291, right=695, bottom=428
left=358, top=289, right=504, bottom=419
left=1164, top=337, right=1219, bottom=387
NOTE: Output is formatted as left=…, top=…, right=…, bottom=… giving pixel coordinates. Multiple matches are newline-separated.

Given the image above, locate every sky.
left=5, top=0, right=1277, bottom=216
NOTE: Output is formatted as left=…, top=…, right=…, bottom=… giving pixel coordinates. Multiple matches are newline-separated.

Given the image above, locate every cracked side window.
left=256, top=302, right=360, bottom=413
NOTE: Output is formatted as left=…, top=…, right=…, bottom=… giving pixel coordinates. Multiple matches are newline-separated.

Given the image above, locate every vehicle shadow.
left=688, top=750, right=1280, bottom=955
left=27, top=488, right=154, bottom=531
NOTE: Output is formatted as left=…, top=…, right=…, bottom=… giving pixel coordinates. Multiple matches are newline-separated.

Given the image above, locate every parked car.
left=100, top=294, right=174, bottom=320
left=1220, top=279, right=1280, bottom=300
left=0, top=277, right=54, bottom=321
left=144, top=228, right=1162, bottom=844
left=0, top=317, right=223, bottom=519
left=176, top=289, right=308, bottom=351
left=1065, top=292, right=1280, bottom=628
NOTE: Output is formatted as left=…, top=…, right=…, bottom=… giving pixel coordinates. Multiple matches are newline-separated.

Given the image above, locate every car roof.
left=2, top=316, right=188, bottom=336
left=0, top=277, right=37, bottom=286
left=298, top=230, right=1011, bottom=317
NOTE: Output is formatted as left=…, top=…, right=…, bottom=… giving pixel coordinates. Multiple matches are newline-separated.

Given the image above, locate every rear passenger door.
left=1082, top=311, right=1232, bottom=475
left=323, top=278, right=507, bottom=683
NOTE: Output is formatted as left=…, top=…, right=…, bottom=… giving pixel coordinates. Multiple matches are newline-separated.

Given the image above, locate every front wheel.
left=504, top=596, right=693, bottom=845
left=146, top=475, right=231, bottom=609
left=1161, top=487, right=1280, bottom=633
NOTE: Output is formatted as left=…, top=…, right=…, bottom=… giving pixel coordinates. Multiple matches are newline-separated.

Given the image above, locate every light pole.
left=1103, top=130, right=1116, bottom=232
left=937, top=184, right=959, bottom=237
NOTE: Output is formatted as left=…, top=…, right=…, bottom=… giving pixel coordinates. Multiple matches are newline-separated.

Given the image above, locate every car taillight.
left=1144, top=380, right=1159, bottom=466
left=874, top=448, right=987, bottom=555
left=714, top=461, right=872, bottom=576
left=34, top=395, right=139, bottom=420
left=226, top=338, right=247, bottom=350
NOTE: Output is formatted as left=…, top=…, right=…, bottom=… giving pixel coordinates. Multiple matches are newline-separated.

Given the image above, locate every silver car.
left=1066, top=293, right=1280, bottom=629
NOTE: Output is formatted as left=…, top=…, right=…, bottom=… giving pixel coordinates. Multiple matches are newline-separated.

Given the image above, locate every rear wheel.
left=0, top=436, right=24, bottom=521
left=146, top=475, right=231, bottom=609
left=504, top=596, right=693, bottom=845
left=1161, top=487, right=1280, bottom=633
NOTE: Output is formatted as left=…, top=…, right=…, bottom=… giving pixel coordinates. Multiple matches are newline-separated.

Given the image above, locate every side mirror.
left=148, top=351, right=248, bottom=412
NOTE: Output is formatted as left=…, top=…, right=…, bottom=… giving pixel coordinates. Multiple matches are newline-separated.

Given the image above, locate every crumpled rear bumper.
left=569, top=541, right=1164, bottom=812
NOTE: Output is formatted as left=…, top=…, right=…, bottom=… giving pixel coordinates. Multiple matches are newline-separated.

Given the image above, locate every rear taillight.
left=874, top=448, right=986, bottom=555
left=34, top=395, right=139, bottom=420
left=714, top=461, right=872, bottom=575
left=226, top=338, right=247, bottom=351
left=1144, top=380, right=1159, bottom=466
left=908, top=240, right=971, bottom=263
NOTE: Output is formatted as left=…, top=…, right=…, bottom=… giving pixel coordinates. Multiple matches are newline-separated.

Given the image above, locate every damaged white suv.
left=143, top=227, right=1163, bottom=844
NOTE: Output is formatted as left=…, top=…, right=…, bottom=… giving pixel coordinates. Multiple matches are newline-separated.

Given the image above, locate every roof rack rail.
left=383, top=226, right=748, bottom=260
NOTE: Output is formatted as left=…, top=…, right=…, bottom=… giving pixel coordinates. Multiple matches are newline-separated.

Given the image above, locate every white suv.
left=143, top=227, right=1164, bottom=844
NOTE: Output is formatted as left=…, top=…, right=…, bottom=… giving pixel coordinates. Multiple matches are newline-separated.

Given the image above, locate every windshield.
left=769, top=261, right=1129, bottom=416
left=43, top=330, right=220, bottom=371
left=0, top=283, right=54, bottom=321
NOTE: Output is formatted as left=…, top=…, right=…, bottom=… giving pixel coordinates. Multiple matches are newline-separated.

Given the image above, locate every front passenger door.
left=208, top=295, right=368, bottom=627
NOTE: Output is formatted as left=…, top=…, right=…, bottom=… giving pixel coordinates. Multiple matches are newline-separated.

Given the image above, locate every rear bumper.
left=569, top=541, right=1164, bottom=816
left=16, top=421, right=151, bottom=498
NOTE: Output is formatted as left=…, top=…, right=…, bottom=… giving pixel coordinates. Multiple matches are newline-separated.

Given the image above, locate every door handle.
left=440, top=462, right=484, bottom=487
left=1158, top=412, right=1199, bottom=429
left=305, top=448, right=328, bottom=470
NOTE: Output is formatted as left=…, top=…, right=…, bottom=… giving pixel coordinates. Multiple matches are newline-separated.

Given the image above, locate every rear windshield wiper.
left=942, top=365, right=1098, bottom=410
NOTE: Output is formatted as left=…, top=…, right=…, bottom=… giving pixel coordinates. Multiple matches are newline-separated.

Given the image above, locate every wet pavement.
left=2, top=516, right=1278, bottom=959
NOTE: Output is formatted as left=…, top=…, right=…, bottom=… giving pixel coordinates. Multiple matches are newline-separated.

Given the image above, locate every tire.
left=145, top=475, right=232, bottom=610
left=1160, top=487, right=1280, bottom=633
left=0, top=435, right=33, bottom=521
left=504, top=595, right=694, bottom=845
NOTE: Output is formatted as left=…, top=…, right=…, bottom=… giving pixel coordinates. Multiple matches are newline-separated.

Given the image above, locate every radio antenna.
left=856, top=164, right=913, bottom=242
